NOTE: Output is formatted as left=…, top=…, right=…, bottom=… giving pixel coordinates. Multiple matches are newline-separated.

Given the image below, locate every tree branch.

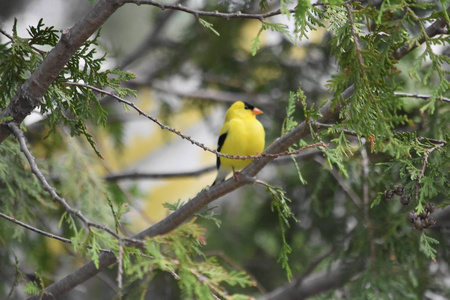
left=28, top=81, right=349, bottom=300
left=104, top=165, right=216, bottom=181
left=7, top=122, right=143, bottom=246
left=392, top=7, right=449, bottom=60
left=345, top=3, right=366, bottom=73
left=394, top=92, right=450, bottom=104
left=0, top=211, right=73, bottom=245
left=315, top=122, right=447, bottom=146
left=0, top=0, right=123, bottom=143
left=65, top=81, right=327, bottom=161
left=9, top=2, right=447, bottom=299
left=104, top=151, right=324, bottom=182
left=0, top=211, right=114, bottom=254
left=120, top=0, right=324, bottom=21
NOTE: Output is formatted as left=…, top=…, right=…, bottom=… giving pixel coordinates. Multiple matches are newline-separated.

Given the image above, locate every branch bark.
left=0, top=0, right=123, bottom=143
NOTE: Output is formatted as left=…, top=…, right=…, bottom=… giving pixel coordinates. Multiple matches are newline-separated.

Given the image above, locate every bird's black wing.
left=216, top=132, right=227, bottom=169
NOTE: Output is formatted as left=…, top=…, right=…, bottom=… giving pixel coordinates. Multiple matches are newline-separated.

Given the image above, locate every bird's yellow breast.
left=219, top=116, right=265, bottom=171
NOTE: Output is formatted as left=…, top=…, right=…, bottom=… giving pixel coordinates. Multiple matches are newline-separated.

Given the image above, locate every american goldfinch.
left=212, top=101, right=265, bottom=185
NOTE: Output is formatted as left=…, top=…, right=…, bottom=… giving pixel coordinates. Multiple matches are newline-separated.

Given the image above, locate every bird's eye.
left=243, top=102, right=254, bottom=110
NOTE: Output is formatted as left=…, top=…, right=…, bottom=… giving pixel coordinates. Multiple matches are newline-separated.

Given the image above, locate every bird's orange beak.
left=252, top=107, right=263, bottom=115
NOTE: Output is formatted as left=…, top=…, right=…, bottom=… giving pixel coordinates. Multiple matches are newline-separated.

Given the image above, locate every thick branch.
left=392, top=8, right=449, bottom=60
left=0, top=0, right=122, bottom=143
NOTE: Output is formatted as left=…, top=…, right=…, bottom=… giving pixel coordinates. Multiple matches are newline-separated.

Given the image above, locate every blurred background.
left=1, top=0, right=449, bottom=299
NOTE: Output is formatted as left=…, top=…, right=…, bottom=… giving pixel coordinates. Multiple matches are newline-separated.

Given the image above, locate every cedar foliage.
left=0, top=0, right=449, bottom=299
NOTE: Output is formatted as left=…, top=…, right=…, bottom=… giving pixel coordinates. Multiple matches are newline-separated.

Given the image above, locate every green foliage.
left=125, top=220, right=254, bottom=299
left=282, top=90, right=299, bottom=135
left=23, top=281, right=42, bottom=297
left=0, top=19, right=135, bottom=157
left=263, top=183, right=299, bottom=280
left=198, top=18, right=220, bottom=36
left=326, top=3, right=411, bottom=147
left=0, top=139, right=48, bottom=239
left=1, top=0, right=449, bottom=299
left=162, top=199, right=185, bottom=211
left=259, top=0, right=269, bottom=10
left=282, top=88, right=309, bottom=184
left=164, top=199, right=222, bottom=227
left=420, top=232, right=439, bottom=262
left=321, top=144, right=350, bottom=178
left=251, top=22, right=293, bottom=56
left=24, top=272, right=44, bottom=296
left=296, top=3, right=326, bottom=37
left=0, top=19, right=55, bottom=109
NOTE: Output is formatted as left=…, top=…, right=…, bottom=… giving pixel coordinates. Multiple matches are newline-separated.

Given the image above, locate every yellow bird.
left=212, top=101, right=265, bottom=185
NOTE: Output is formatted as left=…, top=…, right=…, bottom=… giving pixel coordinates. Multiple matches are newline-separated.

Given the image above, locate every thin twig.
left=315, top=122, right=359, bottom=137
left=0, top=211, right=114, bottom=254
left=0, top=28, right=14, bottom=40
left=121, top=0, right=325, bottom=21
left=313, top=156, right=362, bottom=209
left=7, top=122, right=144, bottom=246
left=345, top=3, right=366, bottom=73
left=105, top=152, right=324, bottom=181
left=394, top=92, right=450, bottom=104
left=0, top=211, right=73, bottom=244
left=105, top=165, right=216, bottom=181
left=64, top=81, right=327, bottom=160
left=419, top=145, right=442, bottom=179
